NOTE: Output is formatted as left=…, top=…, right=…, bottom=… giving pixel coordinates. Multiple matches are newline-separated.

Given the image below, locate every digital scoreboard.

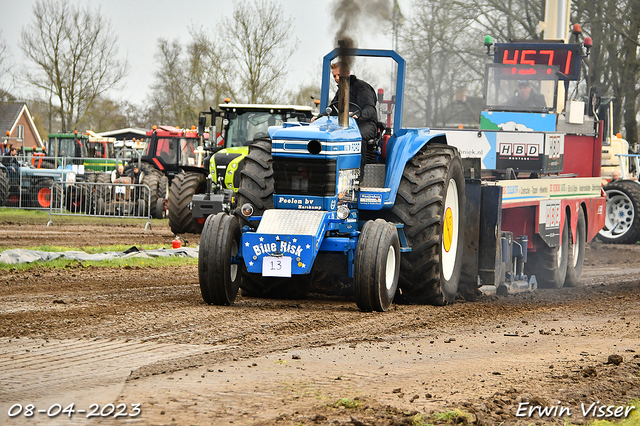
left=494, top=43, right=583, bottom=80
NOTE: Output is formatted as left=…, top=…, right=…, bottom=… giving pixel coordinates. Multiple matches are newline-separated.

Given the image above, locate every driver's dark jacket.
left=329, top=75, right=378, bottom=140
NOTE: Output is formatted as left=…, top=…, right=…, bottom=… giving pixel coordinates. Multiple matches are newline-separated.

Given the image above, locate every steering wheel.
left=327, top=101, right=363, bottom=120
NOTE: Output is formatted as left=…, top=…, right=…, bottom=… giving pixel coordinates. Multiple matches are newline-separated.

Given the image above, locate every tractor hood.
left=268, top=116, right=362, bottom=143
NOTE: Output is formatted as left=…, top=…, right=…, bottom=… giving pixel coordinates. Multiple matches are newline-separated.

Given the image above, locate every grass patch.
left=0, top=255, right=197, bottom=271
left=412, top=413, right=434, bottom=426
left=433, top=409, right=471, bottom=423
left=0, top=207, right=167, bottom=227
left=333, top=398, right=359, bottom=409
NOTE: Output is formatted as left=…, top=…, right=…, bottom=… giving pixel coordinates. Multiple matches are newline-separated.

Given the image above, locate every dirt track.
left=0, top=221, right=639, bottom=425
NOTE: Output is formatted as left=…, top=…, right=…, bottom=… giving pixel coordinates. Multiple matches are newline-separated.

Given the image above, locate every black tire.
left=168, top=171, right=207, bottom=234
left=565, top=208, right=586, bottom=287
left=199, top=213, right=241, bottom=305
left=387, top=144, right=466, bottom=305
left=236, top=138, right=275, bottom=221
left=0, top=170, right=8, bottom=206
left=597, top=180, right=640, bottom=244
left=526, top=215, right=569, bottom=289
left=354, top=219, right=400, bottom=312
left=40, top=159, right=56, bottom=169
left=156, top=175, right=168, bottom=218
left=141, top=172, right=160, bottom=219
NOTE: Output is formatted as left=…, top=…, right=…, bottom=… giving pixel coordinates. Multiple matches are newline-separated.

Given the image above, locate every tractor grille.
left=273, top=157, right=337, bottom=197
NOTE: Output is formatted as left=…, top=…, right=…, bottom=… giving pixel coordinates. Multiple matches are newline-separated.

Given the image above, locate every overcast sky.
left=1, top=0, right=412, bottom=106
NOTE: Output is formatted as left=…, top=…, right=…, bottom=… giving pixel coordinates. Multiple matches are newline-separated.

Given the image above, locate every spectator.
left=111, top=164, right=126, bottom=183
left=2, top=147, right=19, bottom=176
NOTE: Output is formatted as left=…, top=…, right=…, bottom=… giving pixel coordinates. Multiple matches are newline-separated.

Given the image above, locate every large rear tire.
left=168, top=171, right=207, bottom=234
left=597, top=180, right=640, bottom=244
left=565, top=208, right=586, bottom=287
left=388, top=144, right=466, bottom=305
left=199, top=213, right=241, bottom=305
left=236, top=138, right=275, bottom=221
left=141, top=172, right=160, bottom=218
left=526, top=216, right=569, bottom=289
left=354, top=219, right=400, bottom=312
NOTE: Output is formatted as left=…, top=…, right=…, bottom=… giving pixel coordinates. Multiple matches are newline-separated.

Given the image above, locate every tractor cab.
left=46, top=133, right=89, bottom=166
left=206, top=104, right=314, bottom=149
left=141, top=125, right=205, bottom=180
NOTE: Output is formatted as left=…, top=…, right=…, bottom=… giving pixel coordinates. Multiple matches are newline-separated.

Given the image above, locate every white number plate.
left=262, top=256, right=291, bottom=277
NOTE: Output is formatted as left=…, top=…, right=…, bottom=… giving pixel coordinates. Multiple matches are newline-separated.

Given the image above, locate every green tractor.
left=168, top=103, right=313, bottom=234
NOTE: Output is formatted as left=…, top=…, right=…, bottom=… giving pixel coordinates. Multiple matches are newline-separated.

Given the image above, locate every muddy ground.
left=0, top=221, right=639, bottom=425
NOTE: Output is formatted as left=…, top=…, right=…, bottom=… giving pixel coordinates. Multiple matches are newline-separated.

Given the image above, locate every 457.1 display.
left=8, top=402, right=141, bottom=419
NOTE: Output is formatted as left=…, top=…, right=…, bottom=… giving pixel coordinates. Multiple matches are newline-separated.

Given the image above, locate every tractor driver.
left=312, top=62, right=378, bottom=143
left=509, top=80, right=547, bottom=109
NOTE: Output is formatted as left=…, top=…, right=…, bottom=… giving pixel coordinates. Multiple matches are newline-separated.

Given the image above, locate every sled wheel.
left=565, top=208, right=586, bottom=287
left=354, top=219, right=400, bottom=312
left=527, top=215, right=569, bottom=289
left=199, top=212, right=241, bottom=305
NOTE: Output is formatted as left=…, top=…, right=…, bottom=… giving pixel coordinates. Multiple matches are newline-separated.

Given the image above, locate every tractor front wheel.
left=354, top=219, right=400, bottom=312
left=199, top=212, right=241, bottom=305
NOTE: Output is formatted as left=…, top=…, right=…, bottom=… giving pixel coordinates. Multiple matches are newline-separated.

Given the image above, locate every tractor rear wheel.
left=199, top=212, right=241, bottom=305
left=33, top=178, right=55, bottom=209
left=387, top=144, right=466, bottom=305
left=597, top=180, right=640, bottom=244
left=168, top=171, right=207, bottom=234
left=526, top=217, right=569, bottom=288
left=156, top=175, right=168, bottom=218
left=141, top=173, right=159, bottom=218
left=0, top=170, right=8, bottom=206
left=236, top=137, right=274, bottom=222
left=565, top=208, right=586, bottom=287
left=354, top=219, right=400, bottom=312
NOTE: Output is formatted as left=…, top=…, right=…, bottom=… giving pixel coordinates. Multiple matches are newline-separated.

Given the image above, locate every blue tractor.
left=198, top=48, right=466, bottom=311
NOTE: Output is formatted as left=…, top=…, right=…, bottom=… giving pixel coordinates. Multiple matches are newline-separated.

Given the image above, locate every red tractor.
left=139, top=125, right=206, bottom=225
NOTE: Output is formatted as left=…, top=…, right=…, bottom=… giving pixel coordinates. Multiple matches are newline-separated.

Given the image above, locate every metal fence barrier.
left=46, top=181, right=152, bottom=229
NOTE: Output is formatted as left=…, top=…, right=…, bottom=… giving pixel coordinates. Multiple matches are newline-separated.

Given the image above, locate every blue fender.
left=383, top=128, right=447, bottom=206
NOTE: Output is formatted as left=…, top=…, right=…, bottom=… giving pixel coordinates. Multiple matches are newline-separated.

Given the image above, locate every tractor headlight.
left=336, top=204, right=350, bottom=220
left=241, top=203, right=254, bottom=217
left=66, top=172, right=76, bottom=183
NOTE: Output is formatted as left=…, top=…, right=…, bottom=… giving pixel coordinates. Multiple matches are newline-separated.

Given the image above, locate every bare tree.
left=0, top=32, right=16, bottom=101
left=574, top=0, right=640, bottom=146
left=402, top=0, right=486, bottom=127
left=150, top=39, right=192, bottom=127
left=187, top=26, right=234, bottom=112
left=19, top=0, right=127, bottom=132
left=222, top=0, right=298, bottom=103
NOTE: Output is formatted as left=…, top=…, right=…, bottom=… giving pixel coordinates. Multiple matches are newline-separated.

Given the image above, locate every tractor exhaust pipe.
left=338, top=66, right=350, bottom=128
